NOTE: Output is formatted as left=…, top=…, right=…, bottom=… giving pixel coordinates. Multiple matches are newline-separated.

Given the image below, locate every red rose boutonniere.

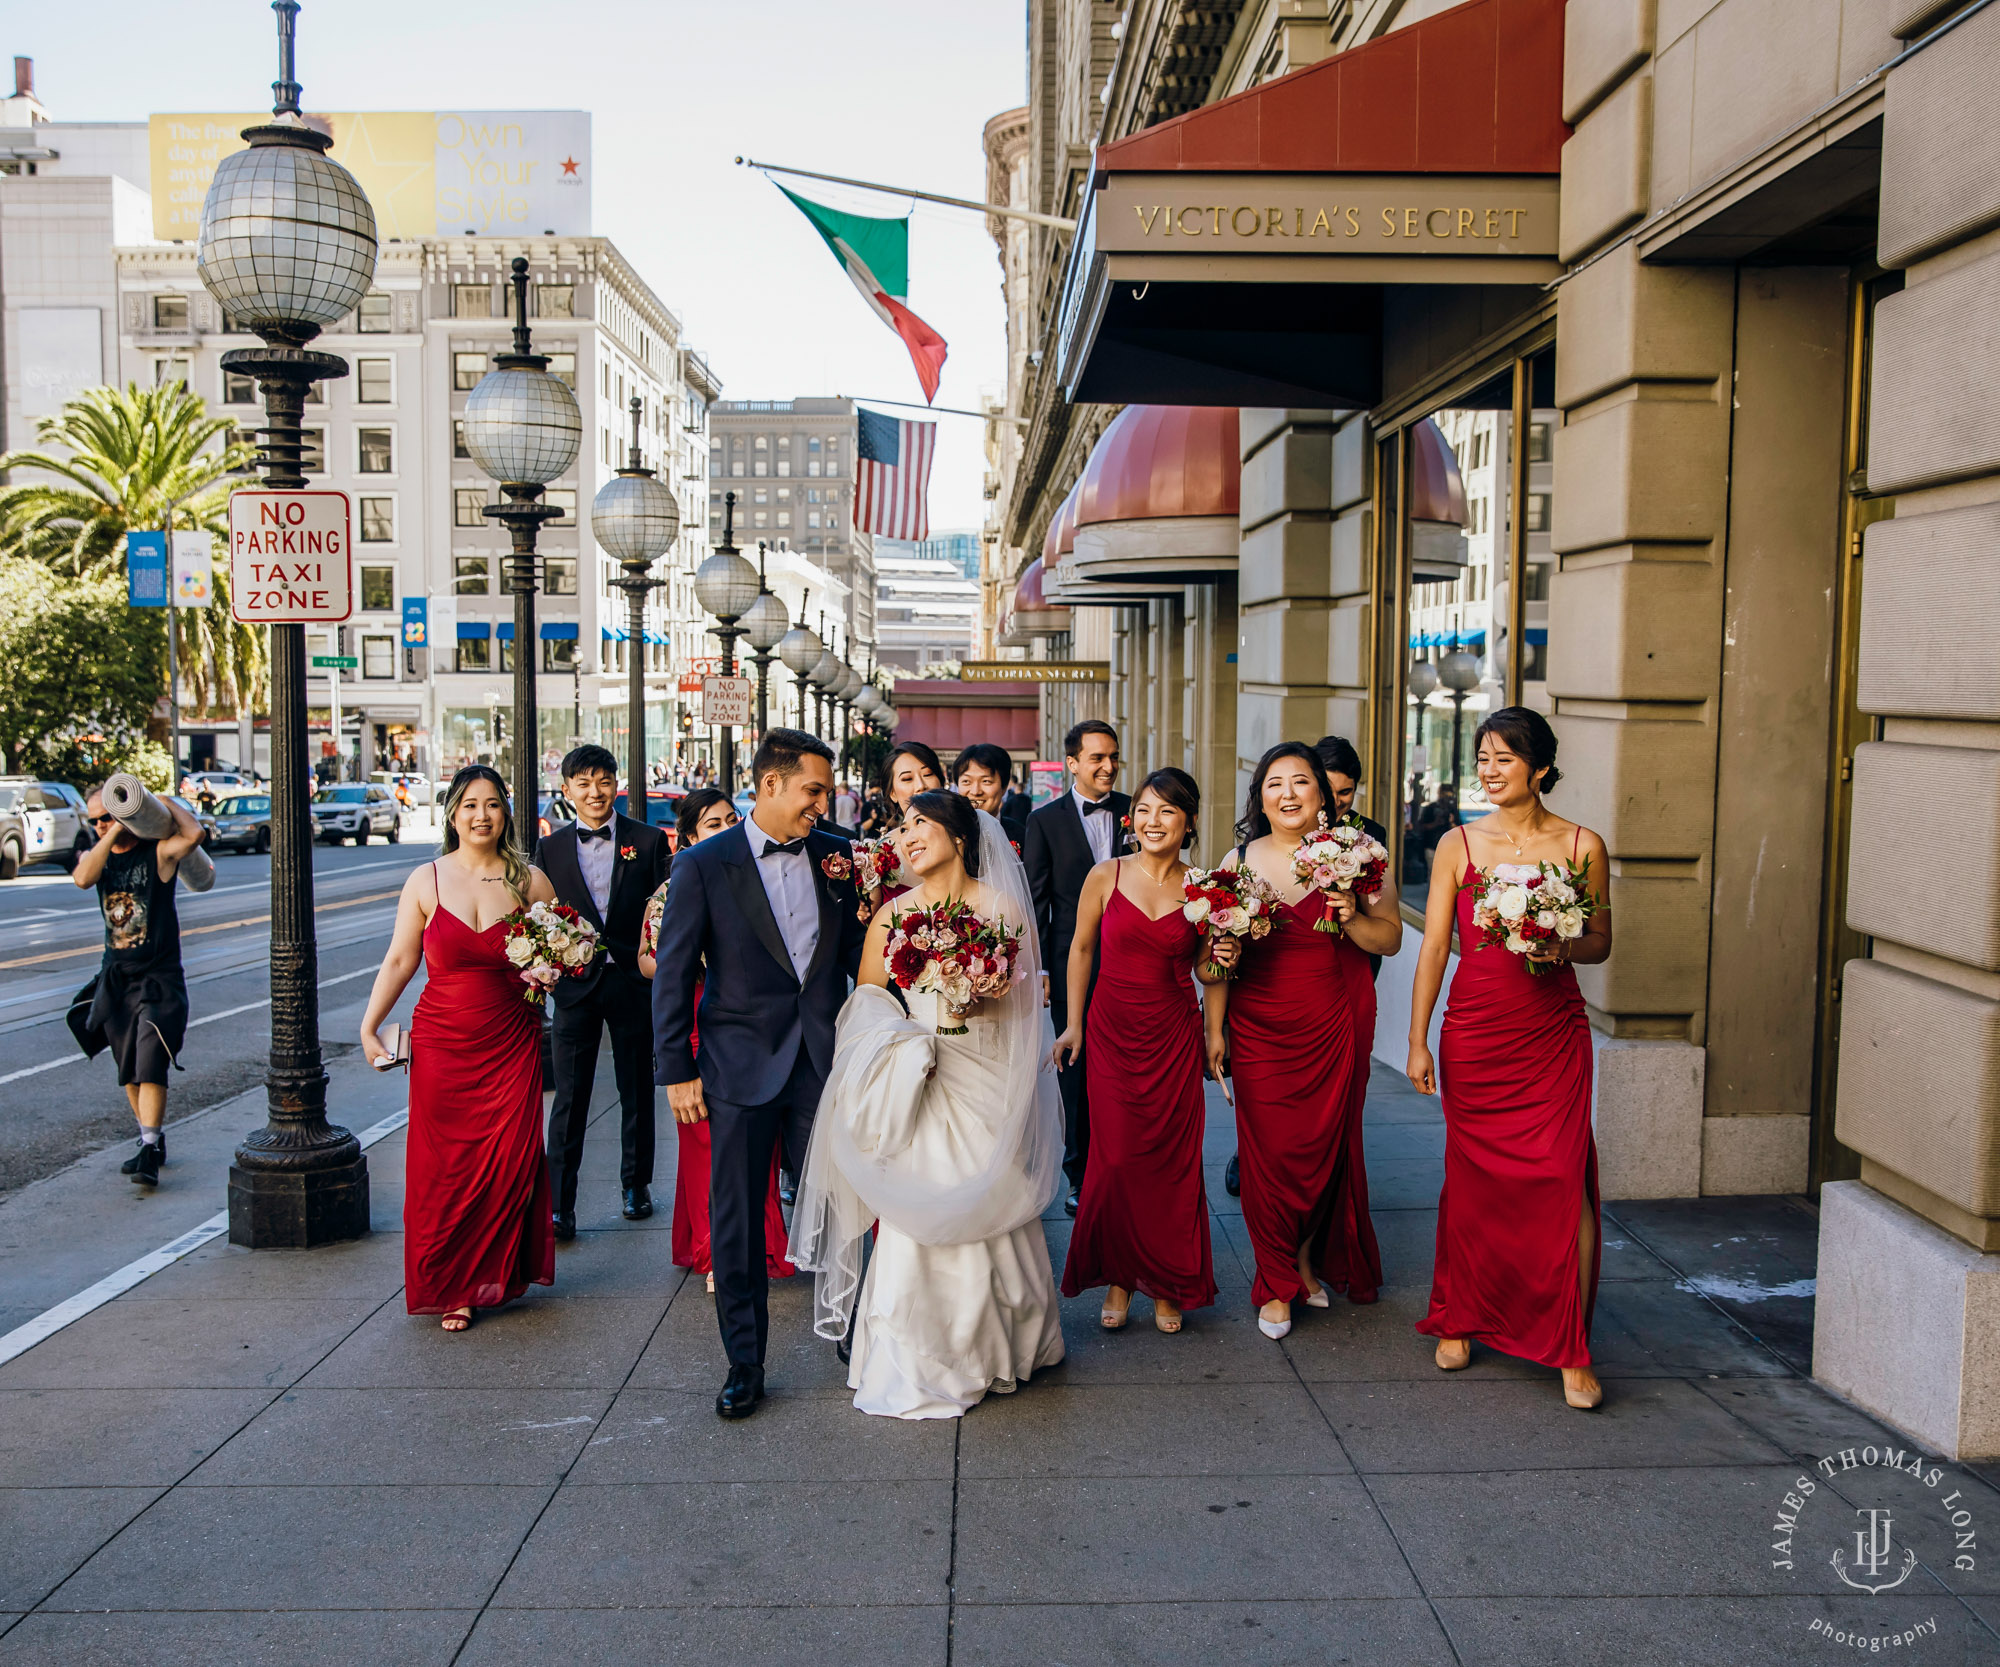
left=619, top=844, right=636, bottom=861
left=1119, top=813, right=1134, bottom=853
left=821, top=852, right=854, bottom=883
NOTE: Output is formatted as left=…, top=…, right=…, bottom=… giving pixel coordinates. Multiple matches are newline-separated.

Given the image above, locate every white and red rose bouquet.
left=848, top=835, right=911, bottom=899
left=501, top=900, right=602, bottom=1005
left=884, top=897, right=1025, bottom=1034
left=1181, top=864, right=1277, bottom=978
left=1469, top=858, right=1599, bottom=975
left=1291, top=816, right=1391, bottom=936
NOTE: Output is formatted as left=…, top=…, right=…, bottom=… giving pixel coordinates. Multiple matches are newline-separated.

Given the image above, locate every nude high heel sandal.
left=1434, top=1338, right=1471, bottom=1371
left=1562, top=1368, right=1604, bottom=1410
left=1101, top=1286, right=1131, bottom=1330
left=1153, top=1298, right=1182, bottom=1334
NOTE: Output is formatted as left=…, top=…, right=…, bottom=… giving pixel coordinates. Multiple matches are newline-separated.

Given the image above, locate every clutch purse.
left=374, top=1022, right=412, bottom=1072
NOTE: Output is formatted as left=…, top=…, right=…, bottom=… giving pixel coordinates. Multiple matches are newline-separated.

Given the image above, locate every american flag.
left=854, top=406, right=935, bottom=542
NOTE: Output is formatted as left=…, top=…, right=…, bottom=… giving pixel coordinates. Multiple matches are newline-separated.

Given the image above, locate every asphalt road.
left=0, top=827, right=437, bottom=1202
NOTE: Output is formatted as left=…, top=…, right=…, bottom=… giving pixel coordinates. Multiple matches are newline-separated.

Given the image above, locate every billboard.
left=150, top=110, right=591, bottom=242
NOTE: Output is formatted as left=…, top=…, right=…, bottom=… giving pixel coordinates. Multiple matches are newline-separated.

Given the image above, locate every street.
left=0, top=833, right=433, bottom=1203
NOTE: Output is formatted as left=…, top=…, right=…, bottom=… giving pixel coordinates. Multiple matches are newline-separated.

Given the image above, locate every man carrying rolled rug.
left=69, top=785, right=205, bottom=1187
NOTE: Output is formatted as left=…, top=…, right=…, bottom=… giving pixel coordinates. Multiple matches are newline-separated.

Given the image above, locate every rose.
left=504, top=935, right=534, bottom=965
left=1183, top=895, right=1211, bottom=925
left=1495, top=886, right=1529, bottom=922
left=1558, top=907, right=1585, bottom=938
left=889, top=942, right=928, bottom=985
left=619, top=844, right=636, bottom=861
left=821, top=852, right=853, bottom=882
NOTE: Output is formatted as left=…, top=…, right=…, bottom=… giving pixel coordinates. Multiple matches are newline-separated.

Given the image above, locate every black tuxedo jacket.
left=650, top=820, right=867, bottom=1107
left=538, top=813, right=671, bottom=1005
left=1022, top=788, right=1131, bottom=983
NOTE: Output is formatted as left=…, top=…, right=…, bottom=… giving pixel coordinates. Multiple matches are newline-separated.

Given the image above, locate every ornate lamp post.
left=692, top=509, right=760, bottom=788
left=812, top=614, right=843, bottom=738
left=1437, top=649, right=1482, bottom=812
left=464, top=257, right=582, bottom=846
left=739, top=541, right=791, bottom=744
left=199, top=0, right=377, bottom=1248
left=590, top=395, right=680, bottom=797
left=777, top=611, right=822, bottom=731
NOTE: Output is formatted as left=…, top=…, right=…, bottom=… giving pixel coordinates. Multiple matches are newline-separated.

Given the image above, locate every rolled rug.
left=100, top=773, right=216, bottom=893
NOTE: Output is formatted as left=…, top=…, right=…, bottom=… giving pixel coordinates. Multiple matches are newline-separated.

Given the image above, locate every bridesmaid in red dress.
left=638, top=787, right=793, bottom=1293
left=1055, top=768, right=1224, bottom=1332
left=1406, top=706, right=1613, bottom=1410
left=859, top=742, right=942, bottom=916
left=1207, top=743, right=1402, bottom=1340
left=361, top=766, right=558, bottom=1331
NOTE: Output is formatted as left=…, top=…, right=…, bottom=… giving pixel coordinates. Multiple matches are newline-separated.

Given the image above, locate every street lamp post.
left=199, top=0, right=377, bottom=1248
left=813, top=613, right=842, bottom=739
left=591, top=395, right=681, bottom=798
left=739, top=541, right=791, bottom=747
left=778, top=611, right=822, bottom=732
left=1437, top=649, right=1482, bottom=811
left=692, top=503, right=760, bottom=789
left=464, top=257, right=582, bottom=848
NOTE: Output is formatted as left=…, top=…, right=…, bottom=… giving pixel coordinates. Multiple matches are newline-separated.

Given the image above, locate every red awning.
left=1075, top=406, right=1240, bottom=528
left=890, top=679, right=1041, bottom=754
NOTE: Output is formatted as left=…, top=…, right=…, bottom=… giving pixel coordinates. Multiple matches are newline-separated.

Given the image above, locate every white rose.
left=1506, top=932, right=1531, bottom=954
left=1536, top=910, right=1557, bottom=931
left=1495, top=886, right=1529, bottom=922
left=1558, top=907, right=1585, bottom=938
left=1183, top=896, right=1211, bottom=925
left=504, top=936, right=534, bottom=965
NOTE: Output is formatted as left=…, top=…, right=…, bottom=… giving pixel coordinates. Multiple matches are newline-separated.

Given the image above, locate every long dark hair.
left=882, top=741, right=944, bottom=803
left=442, top=764, right=530, bottom=902
left=1135, top=766, right=1199, bottom=849
left=674, top=785, right=736, bottom=849
left=1474, top=706, right=1564, bottom=794
left=905, top=788, right=983, bottom=878
left=1236, top=742, right=1336, bottom=844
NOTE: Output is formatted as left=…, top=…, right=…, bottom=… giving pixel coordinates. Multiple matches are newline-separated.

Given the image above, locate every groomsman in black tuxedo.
left=540, top=744, right=672, bottom=1238
left=951, top=741, right=1028, bottom=852
left=1022, top=719, right=1127, bottom=1216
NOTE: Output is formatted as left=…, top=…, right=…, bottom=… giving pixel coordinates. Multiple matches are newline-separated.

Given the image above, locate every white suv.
left=309, top=783, right=401, bottom=845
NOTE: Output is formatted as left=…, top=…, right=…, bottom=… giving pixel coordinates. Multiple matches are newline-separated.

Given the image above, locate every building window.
left=709, top=445, right=721, bottom=477
left=300, top=428, right=326, bottom=475
left=454, top=554, right=490, bottom=595
left=808, top=436, right=821, bottom=451
left=359, top=565, right=396, bottom=610
left=500, top=638, right=515, bottom=673
left=808, top=511, right=821, bottom=528
left=753, top=511, right=768, bottom=527
left=453, top=420, right=470, bottom=459
left=453, top=284, right=493, bottom=318
left=457, top=636, right=491, bottom=671
left=777, top=459, right=790, bottom=476
left=357, top=428, right=394, bottom=473
left=545, top=488, right=576, bottom=523
left=546, top=352, right=576, bottom=389
left=362, top=635, right=395, bottom=678
left=228, top=427, right=260, bottom=474
left=153, top=357, right=190, bottom=387
left=359, top=498, right=395, bottom=543
left=754, top=435, right=768, bottom=450
left=1525, top=492, right=1551, bottom=533
left=730, top=461, right=744, bottom=477
left=303, top=380, right=325, bottom=405
left=454, top=488, right=487, bottom=528
left=357, top=291, right=392, bottom=333
left=538, top=284, right=574, bottom=318
left=223, top=369, right=257, bottom=405
left=1527, top=421, right=1551, bottom=462
left=355, top=357, right=393, bottom=403
left=543, top=637, right=578, bottom=671
left=453, top=351, right=486, bottom=391
left=153, top=293, right=188, bottom=330
left=776, top=487, right=790, bottom=501
left=753, top=461, right=767, bottom=477
left=753, top=488, right=768, bottom=505
left=543, top=555, right=577, bottom=595
left=776, top=511, right=791, bottom=528
left=807, top=459, right=821, bottom=476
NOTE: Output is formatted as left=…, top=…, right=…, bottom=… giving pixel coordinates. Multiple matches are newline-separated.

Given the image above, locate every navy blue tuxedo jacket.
left=649, top=819, right=867, bottom=1108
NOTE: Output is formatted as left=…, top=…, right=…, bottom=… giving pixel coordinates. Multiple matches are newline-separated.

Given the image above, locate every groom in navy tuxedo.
left=651, top=728, right=866, bottom=1419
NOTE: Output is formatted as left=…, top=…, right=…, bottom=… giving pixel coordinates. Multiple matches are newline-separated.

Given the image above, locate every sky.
left=13, top=0, right=1027, bottom=536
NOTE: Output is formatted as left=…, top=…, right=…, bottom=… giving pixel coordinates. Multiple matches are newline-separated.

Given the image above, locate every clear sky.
left=13, top=0, right=1026, bottom=536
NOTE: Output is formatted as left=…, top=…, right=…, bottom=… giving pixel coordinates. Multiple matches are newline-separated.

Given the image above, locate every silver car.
left=309, top=783, right=401, bottom=845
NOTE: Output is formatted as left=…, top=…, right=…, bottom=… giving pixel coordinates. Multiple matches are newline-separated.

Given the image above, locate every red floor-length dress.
left=1229, top=888, right=1382, bottom=1309
left=1061, top=882, right=1217, bottom=1309
left=404, top=900, right=555, bottom=1314
left=671, top=982, right=795, bottom=1276
left=1417, top=853, right=1600, bottom=1368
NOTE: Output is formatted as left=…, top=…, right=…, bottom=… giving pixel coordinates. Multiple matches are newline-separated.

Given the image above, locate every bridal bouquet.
left=501, top=900, right=602, bottom=1005
left=884, top=898, right=1025, bottom=1035
left=1469, top=858, right=1599, bottom=975
left=848, top=835, right=911, bottom=899
left=1181, top=863, right=1276, bottom=979
left=1291, top=816, right=1390, bottom=936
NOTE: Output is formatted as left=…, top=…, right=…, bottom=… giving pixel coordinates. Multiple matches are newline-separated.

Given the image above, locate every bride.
left=789, top=789, right=1066, bottom=1419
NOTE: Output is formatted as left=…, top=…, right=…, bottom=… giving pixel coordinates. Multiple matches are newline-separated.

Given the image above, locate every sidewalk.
left=0, top=1047, right=1996, bottom=1665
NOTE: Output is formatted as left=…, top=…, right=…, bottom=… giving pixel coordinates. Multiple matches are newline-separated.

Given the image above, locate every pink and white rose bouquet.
left=500, top=900, right=602, bottom=1005
left=1292, top=816, right=1390, bottom=936
left=1469, top=858, right=1599, bottom=975
left=884, top=897, right=1025, bottom=1034
left=1181, top=863, right=1277, bottom=978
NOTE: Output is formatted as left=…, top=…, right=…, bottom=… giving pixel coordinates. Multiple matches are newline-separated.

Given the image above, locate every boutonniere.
left=619, top=844, right=636, bottom=861
left=1119, top=813, right=1134, bottom=853
left=1010, top=839, right=1022, bottom=857
left=821, top=852, right=853, bottom=883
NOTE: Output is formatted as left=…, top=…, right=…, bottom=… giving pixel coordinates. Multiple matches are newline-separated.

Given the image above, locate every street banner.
left=126, top=531, right=167, bottom=608
left=701, top=675, right=753, bottom=727
left=401, top=596, right=429, bottom=648
left=428, top=593, right=457, bottom=656
left=228, top=490, right=353, bottom=624
left=172, top=530, right=213, bottom=607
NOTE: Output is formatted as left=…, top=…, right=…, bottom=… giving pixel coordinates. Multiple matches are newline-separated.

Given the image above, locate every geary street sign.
left=229, top=490, right=353, bottom=624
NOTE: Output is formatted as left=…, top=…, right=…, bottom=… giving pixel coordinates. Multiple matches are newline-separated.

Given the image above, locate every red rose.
left=889, top=942, right=928, bottom=985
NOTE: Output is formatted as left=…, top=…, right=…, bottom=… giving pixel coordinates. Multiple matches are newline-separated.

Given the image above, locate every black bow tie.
left=577, top=824, right=613, bottom=842
left=761, top=837, right=805, bottom=857
left=1080, top=797, right=1115, bottom=814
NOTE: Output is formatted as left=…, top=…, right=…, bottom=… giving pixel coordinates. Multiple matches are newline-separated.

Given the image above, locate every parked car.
left=37, top=781, right=89, bottom=870
left=310, top=783, right=400, bottom=845
left=614, top=787, right=684, bottom=840
left=202, top=791, right=274, bottom=854
left=536, top=791, right=576, bottom=840
left=184, top=769, right=258, bottom=797
left=0, top=778, right=59, bottom=879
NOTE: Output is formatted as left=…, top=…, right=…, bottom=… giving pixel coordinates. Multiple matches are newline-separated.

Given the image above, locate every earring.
left=1317, top=809, right=1329, bottom=830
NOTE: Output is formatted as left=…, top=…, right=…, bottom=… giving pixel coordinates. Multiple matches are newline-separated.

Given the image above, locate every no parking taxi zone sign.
left=228, top=490, right=353, bottom=624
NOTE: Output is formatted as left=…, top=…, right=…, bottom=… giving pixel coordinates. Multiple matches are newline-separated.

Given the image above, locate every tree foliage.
left=0, top=563, right=167, bottom=779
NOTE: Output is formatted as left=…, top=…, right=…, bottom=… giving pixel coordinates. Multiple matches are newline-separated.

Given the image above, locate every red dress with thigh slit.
left=404, top=902, right=555, bottom=1314
left=1229, top=891, right=1381, bottom=1309
left=1416, top=859, right=1600, bottom=1368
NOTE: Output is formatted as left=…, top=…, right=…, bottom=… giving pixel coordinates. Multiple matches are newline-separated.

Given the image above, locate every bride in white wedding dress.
left=789, top=791, right=1066, bottom=1419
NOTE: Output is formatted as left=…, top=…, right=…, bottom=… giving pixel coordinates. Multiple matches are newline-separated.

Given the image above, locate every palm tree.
left=0, top=381, right=266, bottom=717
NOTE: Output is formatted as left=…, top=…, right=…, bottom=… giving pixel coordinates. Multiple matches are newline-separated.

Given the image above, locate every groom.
left=651, top=727, right=866, bottom=1420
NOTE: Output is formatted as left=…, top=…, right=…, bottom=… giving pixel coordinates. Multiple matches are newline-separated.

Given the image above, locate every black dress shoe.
left=778, top=1171, right=797, bottom=1207
left=716, top=1363, right=765, bottom=1419
left=1224, top=1153, right=1240, bottom=1198
left=1064, top=1190, right=1079, bottom=1217
left=622, top=1186, right=653, bottom=1221
left=552, top=1210, right=576, bottom=1242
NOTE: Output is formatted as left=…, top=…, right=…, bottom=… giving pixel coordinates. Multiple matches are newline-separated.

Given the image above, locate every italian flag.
left=780, top=185, right=948, bottom=402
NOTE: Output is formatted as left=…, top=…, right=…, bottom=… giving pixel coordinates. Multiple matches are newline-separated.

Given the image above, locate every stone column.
left=1185, top=577, right=1238, bottom=865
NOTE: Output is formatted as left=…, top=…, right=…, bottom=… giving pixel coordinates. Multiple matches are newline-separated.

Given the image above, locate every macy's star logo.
left=560, top=156, right=580, bottom=176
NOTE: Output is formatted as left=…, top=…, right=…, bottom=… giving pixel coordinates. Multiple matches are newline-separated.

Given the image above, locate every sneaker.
left=130, top=1141, right=162, bottom=1187
left=119, top=1131, right=165, bottom=1174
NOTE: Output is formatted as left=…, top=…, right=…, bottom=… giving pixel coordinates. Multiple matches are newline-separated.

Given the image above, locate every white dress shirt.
left=1072, top=785, right=1115, bottom=865
left=574, top=817, right=616, bottom=919
left=749, top=811, right=819, bottom=981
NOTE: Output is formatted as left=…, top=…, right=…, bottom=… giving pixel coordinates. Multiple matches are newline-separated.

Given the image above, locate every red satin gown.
left=1417, top=855, right=1600, bottom=1368
left=404, top=898, right=555, bottom=1314
left=670, top=982, right=795, bottom=1276
left=1061, top=881, right=1217, bottom=1309
left=1229, top=889, right=1382, bottom=1309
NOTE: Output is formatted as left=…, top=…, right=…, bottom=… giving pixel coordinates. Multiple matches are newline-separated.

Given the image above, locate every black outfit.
left=540, top=814, right=672, bottom=1216
left=1001, top=788, right=1034, bottom=827
left=651, top=821, right=868, bottom=1369
left=1022, top=788, right=1130, bottom=1192
left=77, top=839, right=187, bottom=1087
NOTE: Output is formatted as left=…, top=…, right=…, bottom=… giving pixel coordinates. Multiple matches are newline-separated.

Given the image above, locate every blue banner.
left=401, top=595, right=428, bottom=648
left=126, top=531, right=167, bottom=608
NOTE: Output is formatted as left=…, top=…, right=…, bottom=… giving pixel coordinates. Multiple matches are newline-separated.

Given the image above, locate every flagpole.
left=736, top=156, right=1078, bottom=232
left=842, top=394, right=1026, bottom=426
